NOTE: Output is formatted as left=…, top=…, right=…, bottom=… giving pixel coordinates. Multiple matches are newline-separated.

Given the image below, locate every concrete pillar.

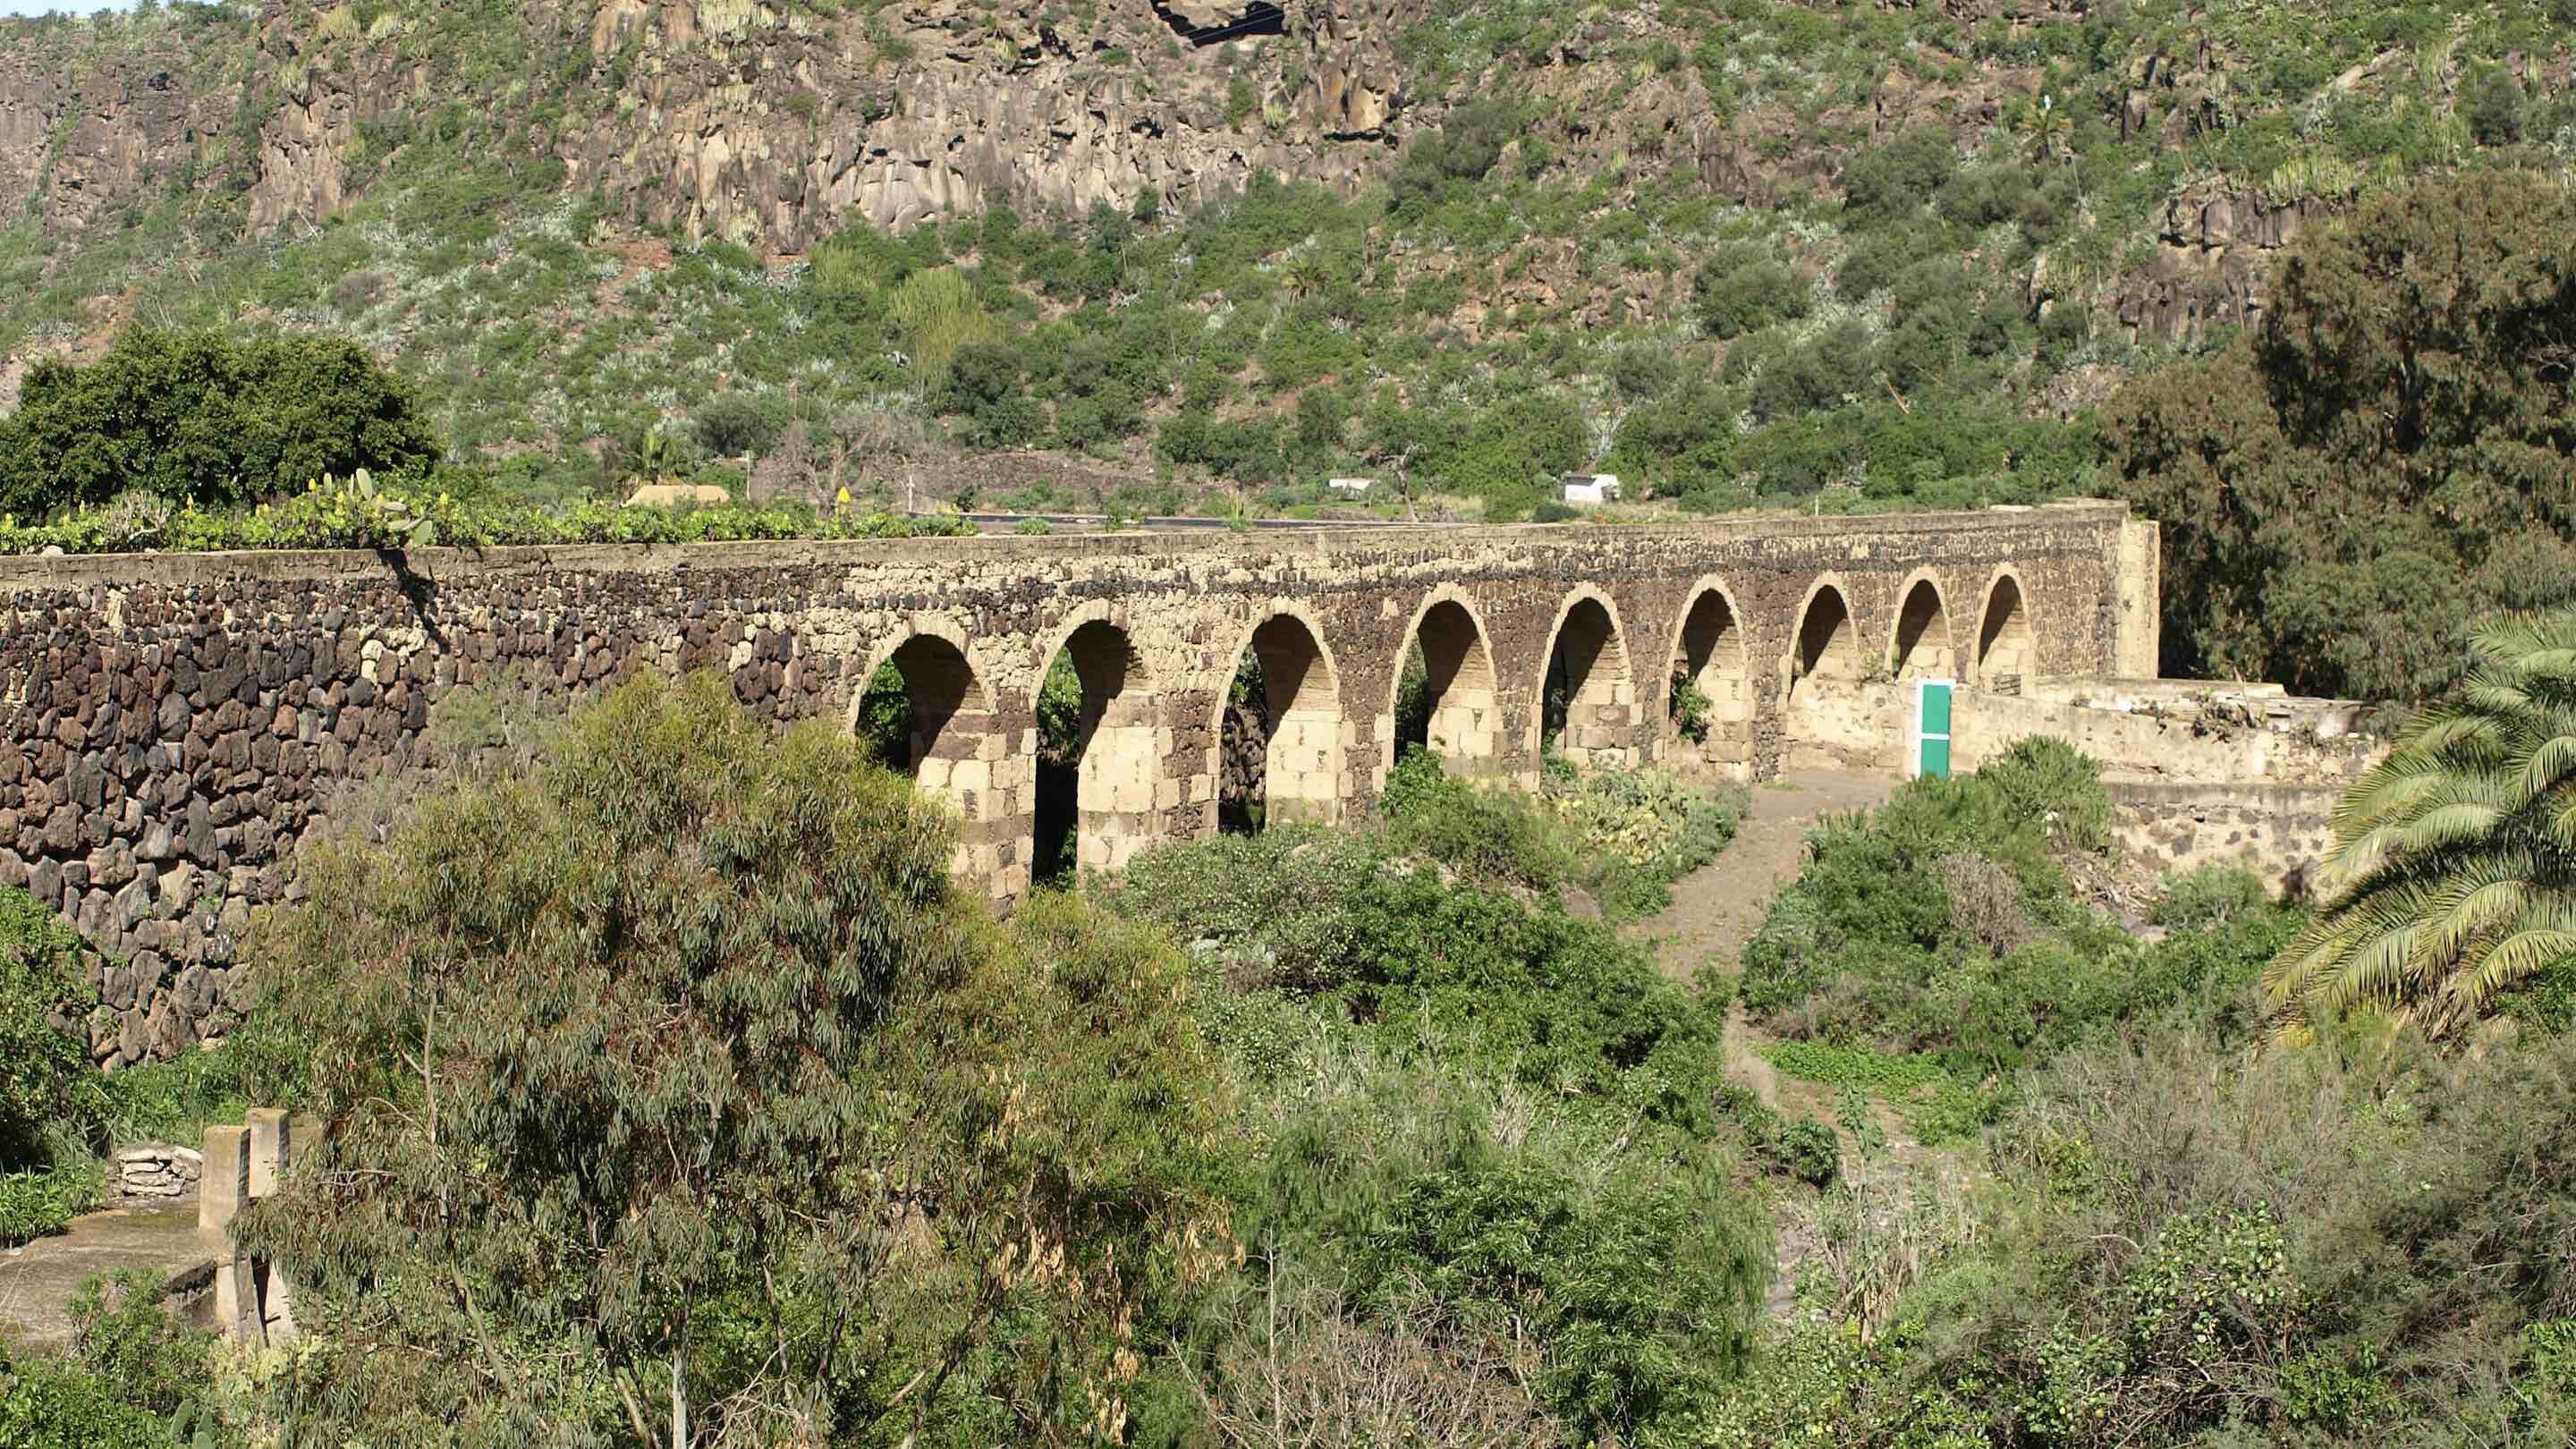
left=199, top=1125, right=250, bottom=1237
left=213, top=1249, right=263, bottom=1344
left=245, top=1108, right=290, bottom=1199
left=2115, top=519, right=2163, bottom=678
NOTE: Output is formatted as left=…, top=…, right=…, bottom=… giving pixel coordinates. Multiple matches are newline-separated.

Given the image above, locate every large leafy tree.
left=2107, top=172, right=2576, bottom=701
left=0, top=327, right=440, bottom=515
left=2266, top=610, right=2576, bottom=1036
left=234, top=673, right=1233, bottom=1447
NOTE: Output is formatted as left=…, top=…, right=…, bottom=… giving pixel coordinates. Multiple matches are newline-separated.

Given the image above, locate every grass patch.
left=1758, top=1039, right=2003, bottom=1145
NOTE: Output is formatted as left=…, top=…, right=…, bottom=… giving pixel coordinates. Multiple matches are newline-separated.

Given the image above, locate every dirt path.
left=1634, top=770, right=1898, bottom=979
left=1634, top=770, right=1902, bottom=1322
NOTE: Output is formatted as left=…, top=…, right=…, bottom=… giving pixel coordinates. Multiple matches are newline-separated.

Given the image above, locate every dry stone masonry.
left=113, top=1143, right=202, bottom=1201
left=0, top=502, right=2160, bottom=1061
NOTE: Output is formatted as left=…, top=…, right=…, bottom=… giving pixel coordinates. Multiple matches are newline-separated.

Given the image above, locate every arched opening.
left=1393, top=598, right=1501, bottom=774
left=1539, top=595, right=1636, bottom=770
left=852, top=633, right=1015, bottom=899
left=1217, top=614, right=1344, bottom=832
left=1668, top=588, right=1750, bottom=771
left=852, top=634, right=991, bottom=775
left=1784, top=582, right=1875, bottom=770
left=1890, top=579, right=1953, bottom=680
left=1033, top=621, right=1160, bottom=884
left=1977, top=575, right=2035, bottom=693
left=1792, top=585, right=1859, bottom=688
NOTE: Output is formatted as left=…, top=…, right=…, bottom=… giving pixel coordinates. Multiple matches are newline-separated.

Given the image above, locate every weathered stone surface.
left=0, top=507, right=2156, bottom=1055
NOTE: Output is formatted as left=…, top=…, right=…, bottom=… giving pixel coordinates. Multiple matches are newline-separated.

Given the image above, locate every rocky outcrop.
left=2105, top=187, right=2332, bottom=344
left=0, top=0, right=1436, bottom=253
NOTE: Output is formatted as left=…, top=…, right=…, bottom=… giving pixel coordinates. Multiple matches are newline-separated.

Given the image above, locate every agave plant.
left=2265, top=610, right=2576, bottom=1037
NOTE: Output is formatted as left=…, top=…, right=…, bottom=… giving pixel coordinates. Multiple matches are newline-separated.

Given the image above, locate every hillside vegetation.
left=4, top=1, right=2573, bottom=527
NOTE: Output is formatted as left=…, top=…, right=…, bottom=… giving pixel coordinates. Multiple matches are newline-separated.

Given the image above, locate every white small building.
left=1326, top=477, right=1375, bottom=496
left=1560, top=473, right=1622, bottom=506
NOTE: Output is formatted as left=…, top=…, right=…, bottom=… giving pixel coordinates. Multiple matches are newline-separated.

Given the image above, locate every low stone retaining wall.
left=2110, top=780, right=2343, bottom=899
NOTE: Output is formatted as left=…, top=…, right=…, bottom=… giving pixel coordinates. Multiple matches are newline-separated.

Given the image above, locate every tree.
left=2265, top=609, right=2576, bottom=1037
left=234, top=673, right=1233, bottom=1447
left=2106, top=172, right=2576, bottom=700
left=690, top=393, right=776, bottom=459
left=0, top=327, right=440, bottom=515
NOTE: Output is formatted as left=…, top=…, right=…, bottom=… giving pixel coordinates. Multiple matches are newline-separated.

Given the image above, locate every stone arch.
left=1975, top=569, right=2037, bottom=692
left=847, top=620, right=1018, bottom=901
left=1790, top=577, right=1861, bottom=689
left=1664, top=577, right=1752, bottom=771
left=1533, top=586, right=1639, bottom=770
left=1032, top=609, right=1165, bottom=877
left=1887, top=572, right=1955, bottom=681
left=1211, top=602, right=1347, bottom=826
left=847, top=618, right=996, bottom=767
left=1386, top=585, right=1503, bottom=778
left=1783, top=576, right=1875, bottom=769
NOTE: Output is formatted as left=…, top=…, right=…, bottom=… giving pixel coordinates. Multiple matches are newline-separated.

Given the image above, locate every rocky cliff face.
left=1, top=0, right=1444, bottom=256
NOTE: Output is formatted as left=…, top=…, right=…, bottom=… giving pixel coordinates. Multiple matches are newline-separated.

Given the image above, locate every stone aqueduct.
left=0, top=501, right=2159, bottom=1061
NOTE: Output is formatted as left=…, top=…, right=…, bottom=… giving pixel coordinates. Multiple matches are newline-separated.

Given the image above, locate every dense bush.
left=0, top=328, right=439, bottom=516
left=2107, top=172, right=2576, bottom=700
left=1710, top=1025, right=2576, bottom=1446
left=235, top=674, right=1236, bottom=1445
left=0, top=887, right=96, bottom=1168
left=0, top=1270, right=240, bottom=1448
left=1355, top=1156, right=1765, bottom=1438
left=0, top=886, right=105, bottom=1246
left=1739, top=738, right=2281, bottom=1078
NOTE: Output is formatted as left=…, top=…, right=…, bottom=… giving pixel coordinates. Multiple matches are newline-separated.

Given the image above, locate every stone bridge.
left=0, top=500, right=2158, bottom=1061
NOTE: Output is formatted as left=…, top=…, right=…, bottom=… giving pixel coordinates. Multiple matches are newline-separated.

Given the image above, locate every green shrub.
left=1715, top=1085, right=1839, bottom=1186
left=1544, top=766, right=1746, bottom=915
left=690, top=392, right=778, bottom=459
left=1353, top=1156, right=1765, bottom=1441
left=63, top=1271, right=217, bottom=1420
left=1696, top=245, right=1810, bottom=340
left=0, top=486, right=968, bottom=555
left=1739, top=738, right=2225, bottom=1072
left=1378, top=750, right=1570, bottom=891
left=1112, top=817, right=1728, bottom=1116
left=0, top=886, right=99, bottom=1171
left=0, top=1163, right=97, bottom=1247
left=0, top=1352, right=170, bottom=1449
left=2150, top=862, right=2272, bottom=928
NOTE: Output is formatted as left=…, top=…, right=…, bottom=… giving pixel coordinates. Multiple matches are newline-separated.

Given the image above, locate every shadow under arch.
left=1534, top=588, right=1638, bottom=770
left=1665, top=579, right=1752, bottom=774
left=1792, top=581, right=1860, bottom=689
left=1976, top=571, right=2037, bottom=692
left=1214, top=606, right=1347, bottom=830
left=1033, top=615, right=1164, bottom=881
left=1388, top=589, right=1503, bottom=778
left=1889, top=574, right=1955, bottom=681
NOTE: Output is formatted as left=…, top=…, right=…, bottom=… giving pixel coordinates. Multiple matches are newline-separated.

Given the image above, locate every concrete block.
left=199, top=1124, right=249, bottom=1237
left=245, top=1107, right=289, bottom=1199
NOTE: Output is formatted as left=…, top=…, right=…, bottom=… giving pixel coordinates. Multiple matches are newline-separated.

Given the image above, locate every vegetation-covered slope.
left=5, top=1, right=2576, bottom=698
left=3, top=0, right=2569, bottom=503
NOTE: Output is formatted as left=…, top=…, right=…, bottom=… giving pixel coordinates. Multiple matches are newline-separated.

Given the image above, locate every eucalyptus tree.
left=235, top=673, right=1233, bottom=1448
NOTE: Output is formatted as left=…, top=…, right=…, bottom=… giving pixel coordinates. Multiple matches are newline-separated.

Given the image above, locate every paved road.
left=944, top=512, right=1463, bottom=533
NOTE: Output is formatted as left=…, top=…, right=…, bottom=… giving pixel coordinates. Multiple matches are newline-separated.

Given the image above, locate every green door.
left=1916, top=680, right=1953, bottom=779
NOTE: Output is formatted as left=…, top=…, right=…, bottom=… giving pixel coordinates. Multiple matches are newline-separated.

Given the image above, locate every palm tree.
left=2264, top=610, right=2576, bottom=1037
